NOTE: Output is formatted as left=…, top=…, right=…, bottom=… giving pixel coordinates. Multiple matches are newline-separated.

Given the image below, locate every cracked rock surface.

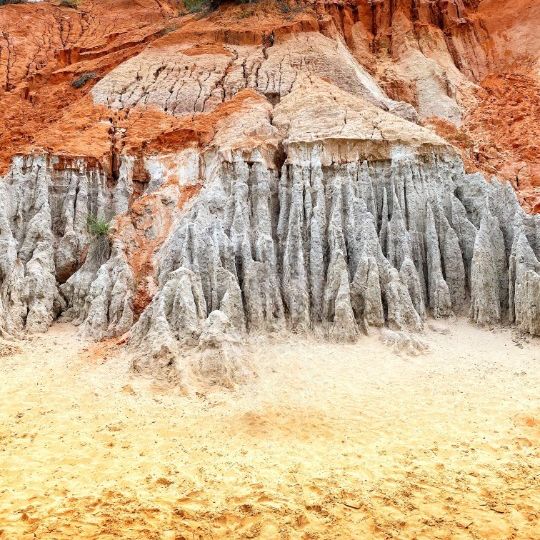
left=92, top=31, right=415, bottom=121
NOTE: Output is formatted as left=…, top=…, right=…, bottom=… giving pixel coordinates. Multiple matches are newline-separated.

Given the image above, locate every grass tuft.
left=87, top=215, right=110, bottom=237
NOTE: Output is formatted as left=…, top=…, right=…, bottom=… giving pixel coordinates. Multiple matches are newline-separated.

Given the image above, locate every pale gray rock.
left=0, top=154, right=140, bottom=341
left=325, top=252, right=359, bottom=341
left=384, top=268, right=424, bottom=331
left=470, top=212, right=503, bottom=325
left=399, top=258, right=426, bottom=320
left=78, top=240, right=134, bottom=339
left=425, top=205, right=452, bottom=318
left=439, top=212, right=467, bottom=311
left=0, top=156, right=113, bottom=335
left=509, top=232, right=540, bottom=335
left=1, top=143, right=539, bottom=391
left=380, top=328, right=429, bottom=356
left=123, top=149, right=540, bottom=368
left=192, top=310, right=254, bottom=390
left=350, top=255, right=385, bottom=330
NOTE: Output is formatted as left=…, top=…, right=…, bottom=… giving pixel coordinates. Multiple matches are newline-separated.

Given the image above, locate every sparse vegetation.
left=183, top=0, right=210, bottom=13
left=87, top=215, right=110, bottom=238
left=277, top=0, right=291, bottom=13
left=0, top=0, right=26, bottom=6
left=157, top=25, right=179, bottom=37
left=60, top=0, right=79, bottom=9
left=87, top=215, right=111, bottom=261
left=181, top=0, right=257, bottom=15
left=72, top=72, right=97, bottom=89
left=277, top=0, right=303, bottom=16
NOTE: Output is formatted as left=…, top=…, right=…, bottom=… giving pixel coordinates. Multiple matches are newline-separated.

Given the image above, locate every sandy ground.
left=0, top=320, right=539, bottom=539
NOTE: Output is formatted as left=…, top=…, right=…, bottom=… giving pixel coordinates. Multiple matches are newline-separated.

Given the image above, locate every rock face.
left=0, top=0, right=539, bottom=387
left=91, top=30, right=417, bottom=122
left=0, top=0, right=539, bottom=205
left=1, top=90, right=538, bottom=386
left=126, top=148, right=539, bottom=379
left=0, top=156, right=113, bottom=334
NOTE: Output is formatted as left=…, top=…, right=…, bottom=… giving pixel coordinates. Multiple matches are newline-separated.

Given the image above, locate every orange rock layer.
left=0, top=0, right=538, bottom=211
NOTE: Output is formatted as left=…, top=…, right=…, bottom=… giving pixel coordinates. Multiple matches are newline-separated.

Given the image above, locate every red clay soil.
left=465, top=73, right=540, bottom=213
left=0, top=0, right=182, bottom=174
left=0, top=0, right=539, bottom=212
left=478, top=0, right=540, bottom=70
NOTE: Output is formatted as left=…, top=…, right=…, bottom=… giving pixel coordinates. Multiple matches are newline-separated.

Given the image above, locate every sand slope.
left=0, top=321, right=539, bottom=539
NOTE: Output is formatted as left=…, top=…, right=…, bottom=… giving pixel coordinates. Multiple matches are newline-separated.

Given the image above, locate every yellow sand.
left=0, top=321, right=539, bottom=539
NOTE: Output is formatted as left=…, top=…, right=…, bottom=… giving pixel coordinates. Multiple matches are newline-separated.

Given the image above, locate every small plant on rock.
left=87, top=215, right=111, bottom=262
left=87, top=215, right=110, bottom=238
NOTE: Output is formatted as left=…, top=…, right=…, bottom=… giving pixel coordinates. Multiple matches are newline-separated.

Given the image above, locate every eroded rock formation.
left=2, top=77, right=539, bottom=387
left=0, top=0, right=539, bottom=387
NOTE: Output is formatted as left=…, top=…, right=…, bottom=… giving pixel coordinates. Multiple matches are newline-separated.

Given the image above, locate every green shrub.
left=72, top=72, right=97, bottom=89
left=0, top=0, right=26, bottom=6
left=87, top=215, right=110, bottom=237
left=181, top=0, right=259, bottom=14
left=277, top=0, right=302, bottom=16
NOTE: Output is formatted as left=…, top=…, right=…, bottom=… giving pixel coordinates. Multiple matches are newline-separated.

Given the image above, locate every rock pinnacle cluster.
left=0, top=0, right=538, bottom=386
